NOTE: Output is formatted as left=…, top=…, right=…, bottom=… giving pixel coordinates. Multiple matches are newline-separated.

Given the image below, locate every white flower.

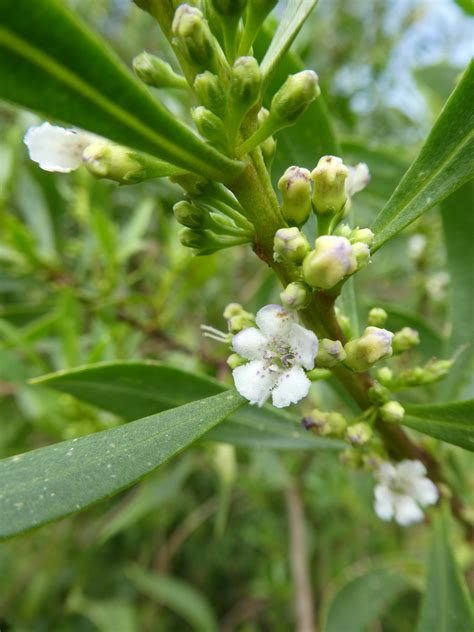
left=231, top=304, right=318, bottom=408
left=24, top=122, right=97, bottom=173
left=374, top=460, right=439, bottom=526
left=345, top=163, right=370, bottom=197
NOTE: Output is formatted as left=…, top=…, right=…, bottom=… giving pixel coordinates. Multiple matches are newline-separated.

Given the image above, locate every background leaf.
left=0, top=0, right=242, bottom=181
left=0, top=390, right=244, bottom=539
left=402, top=400, right=474, bottom=451
left=371, top=61, right=474, bottom=250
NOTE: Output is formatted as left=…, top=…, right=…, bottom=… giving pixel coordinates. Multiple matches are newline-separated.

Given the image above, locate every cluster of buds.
left=378, top=358, right=454, bottom=389
left=303, top=408, right=347, bottom=437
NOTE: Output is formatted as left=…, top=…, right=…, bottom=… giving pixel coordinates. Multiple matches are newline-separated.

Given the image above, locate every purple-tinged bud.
left=380, top=401, right=405, bottom=423
left=302, top=236, right=357, bottom=290
left=278, top=166, right=312, bottom=226
left=344, top=326, right=394, bottom=372
left=273, top=227, right=310, bottom=263
left=316, top=338, right=346, bottom=368
left=311, top=155, right=348, bottom=215
left=280, top=281, right=310, bottom=310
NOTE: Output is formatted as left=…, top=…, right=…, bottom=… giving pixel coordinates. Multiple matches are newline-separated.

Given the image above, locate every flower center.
left=263, top=340, right=295, bottom=370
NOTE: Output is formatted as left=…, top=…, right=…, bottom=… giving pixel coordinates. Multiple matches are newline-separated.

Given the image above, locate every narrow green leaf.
left=260, top=0, right=319, bottom=89
left=0, top=0, right=243, bottom=181
left=31, top=361, right=343, bottom=451
left=416, top=507, right=473, bottom=632
left=127, top=566, right=218, bottom=632
left=402, top=400, right=474, bottom=451
left=371, top=62, right=474, bottom=250
left=0, top=390, right=244, bottom=539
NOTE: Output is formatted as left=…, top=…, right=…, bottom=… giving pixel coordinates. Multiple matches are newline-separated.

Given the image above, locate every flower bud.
left=367, top=307, right=388, bottom=328
left=316, top=338, right=346, bottom=368
left=230, top=56, right=261, bottom=110
left=228, top=314, right=255, bottom=333
left=280, top=281, right=310, bottom=310
left=392, top=327, right=420, bottom=354
left=191, top=106, right=226, bottom=144
left=344, top=327, right=394, bottom=372
left=303, top=409, right=347, bottom=437
left=339, top=449, right=363, bottom=468
left=350, top=227, right=374, bottom=247
left=82, top=142, right=153, bottom=184
left=194, top=71, right=226, bottom=116
left=311, top=155, right=348, bottom=215
left=278, top=166, right=312, bottom=226
left=227, top=352, right=246, bottom=369
left=257, top=108, right=276, bottom=166
left=133, top=52, right=188, bottom=89
left=270, top=70, right=320, bottom=126
left=377, top=367, right=393, bottom=385
left=223, top=302, right=245, bottom=319
left=273, top=227, right=310, bottom=263
left=346, top=422, right=373, bottom=445
left=399, top=359, right=453, bottom=386
left=368, top=381, right=391, bottom=405
left=211, top=0, right=247, bottom=15
left=173, top=200, right=205, bottom=228
left=380, top=401, right=405, bottom=423
left=172, top=5, right=218, bottom=73
left=302, top=236, right=356, bottom=290
left=352, top=242, right=371, bottom=270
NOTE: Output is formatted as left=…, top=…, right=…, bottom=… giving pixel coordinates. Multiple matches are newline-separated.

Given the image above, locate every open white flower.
left=374, top=460, right=438, bottom=526
left=346, top=163, right=370, bottom=198
left=231, top=304, right=318, bottom=408
left=24, top=122, right=97, bottom=173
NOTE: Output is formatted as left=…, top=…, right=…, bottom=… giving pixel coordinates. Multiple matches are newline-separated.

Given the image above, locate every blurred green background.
left=0, top=0, right=472, bottom=629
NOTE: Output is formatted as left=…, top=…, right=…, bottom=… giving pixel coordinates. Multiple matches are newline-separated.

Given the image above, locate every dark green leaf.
left=371, top=62, right=474, bottom=250
left=0, top=0, right=242, bottom=181
left=416, top=507, right=473, bottom=632
left=0, top=390, right=244, bottom=539
left=32, top=361, right=343, bottom=451
left=402, top=400, right=474, bottom=451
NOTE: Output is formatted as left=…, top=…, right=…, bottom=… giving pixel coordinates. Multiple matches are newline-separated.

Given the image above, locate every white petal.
left=374, top=485, right=394, bottom=521
left=345, top=163, right=370, bottom=197
left=232, top=327, right=267, bottom=360
left=411, top=478, right=438, bottom=507
left=287, top=323, right=318, bottom=370
left=255, top=304, right=295, bottom=338
left=24, top=123, right=95, bottom=173
left=377, top=462, right=397, bottom=485
left=394, top=495, right=424, bottom=526
left=271, top=365, right=311, bottom=408
left=396, top=459, right=426, bottom=480
left=232, top=360, right=277, bottom=406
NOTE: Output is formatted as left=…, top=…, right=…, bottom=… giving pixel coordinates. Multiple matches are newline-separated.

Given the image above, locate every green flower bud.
left=350, top=227, right=374, bottom=247
left=191, top=106, right=226, bottom=144
left=392, top=327, right=420, bottom=354
left=278, top=166, right=312, bottom=226
left=270, top=70, right=320, bottom=126
left=173, top=200, right=205, bottom=228
left=335, top=306, right=352, bottom=339
left=335, top=224, right=352, bottom=238
left=311, top=155, right=348, bottom=215
left=133, top=52, right=188, bottom=89
left=346, top=422, right=373, bottom=445
left=179, top=227, right=245, bottom=254
left=316, top=338, right=347, bottom=368
left=258, top=108, right=277, bottom=166
left=368, top=307, right=388, bottom=328
left=280, top=281, right=311, bottom=310
left=227, top=352, right=246, bottom=369
left=377, top=367, right=393, bottom=385
left=399, top=358, right=453, bottom=386
left=194, top=71, right=226, bottom=116
left=228, top=313, right=255, bottom=333
left=230, top=56, right=261, bottom=109
left=303, top=409, right=347, bottom=437
left=380, top=401, right=405, bottom=423
left=172, top=5, right=220, bottom=73
left=223, top=302, right=245, bottom=319
left=352, top=242, right=371, bottom=270
left=344, top=326, right=394, bottom=372
left=302, top=236, right=357, bottom=290
left=339, top=449, right=363, bottom=468
left=273, top=227, right=310, bottom=263
left=368, top=381, right=391, bottom=405
left=211, top=0, right=247, bottom=15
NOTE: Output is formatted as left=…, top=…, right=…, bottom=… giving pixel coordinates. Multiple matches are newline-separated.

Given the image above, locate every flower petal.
left=255, top=304, right=295, bottom=338
left=394, top=495, right=424, bottom=526
left=374, top=485, right=394, bottom=521
left=232, top=360, right=277, bottom=406
left=346, top=163, right=370, bottom=197
left=287, top=323, right=319, bottom=370
left=377, top=462, right=397, bottom=485
left=411, top=478, right=438, bottom=507
left=24, top=123, right=95, bottom=173
left=271, top=365, right=311, bottom=408
left=396, top=459, right=426, bottom=480
left=232, top=327, right=267, bottom=360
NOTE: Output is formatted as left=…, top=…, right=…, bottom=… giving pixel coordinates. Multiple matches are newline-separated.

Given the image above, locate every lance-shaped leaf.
left=371, top=62, right=474, bottom=251
left=0, top=0, right=243, bottom=181
left=416, top=507, right=473, bottom=632
left=0, top=390, right=244, bottom=539
left=402, top=400, right=474, bottom=452
left=32, top=361, right=343, bottom=451
left=260, top=0, right=319, bottom=89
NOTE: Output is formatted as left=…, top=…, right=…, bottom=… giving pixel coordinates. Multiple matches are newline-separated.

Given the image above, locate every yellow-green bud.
left=302, top=236, right=357, bottom=290
left=377, top=367, right=393, bottom=385
left=172, top=5, right=219, bottom=73
left=339, top=449, right=363, bottom=468
left=230, top=56, right=261, bottom=109
left=392, top=327, right=420, bottom=354
left=344, top=326, right=394, bottom=372
left=368, top=381, right=391, bottom=405
left=399, top=358, right=453, bottom=386
left=191, top=106, right=226, bottom=144
left=316, top=338, right=347, bottom=368
left=227, top=352, right=246, bottom=369
left=270, top=70, right=320, bottom=126
left=303, top=409, right=347, bottom=437
left=194, top=71, right=226, bottom=116
left=278, top=166, right=312, bottom=226
left=211, top=0, right=247, bottom=15
left=380, top=401, right=405, bottom=423
left=133, top=52, right=188, bottom=89
left=258, top=108, right=277, bottom=166
left=346, top=422, right=373, bottom=445
left=311, top=155, right=348, bottom=215
left=351, top=227, right=374, bottom=247
left=280, top=281, right=310, bottom=310
left=273, top=227, right=310, bottom=263
left=352, top=242, right=371, bottom=270
left=82, top=142, right=148, bottom=184
left=223, top=302, right=245, bottom=319
left=228, top=313, right=255, bottom=333
left=368, top=307, right=388, bottom=328
left=173, top=200, right=205, bottom=228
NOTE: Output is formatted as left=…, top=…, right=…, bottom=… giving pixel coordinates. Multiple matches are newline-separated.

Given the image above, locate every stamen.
left=200, top=324, right=230, bottom=343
